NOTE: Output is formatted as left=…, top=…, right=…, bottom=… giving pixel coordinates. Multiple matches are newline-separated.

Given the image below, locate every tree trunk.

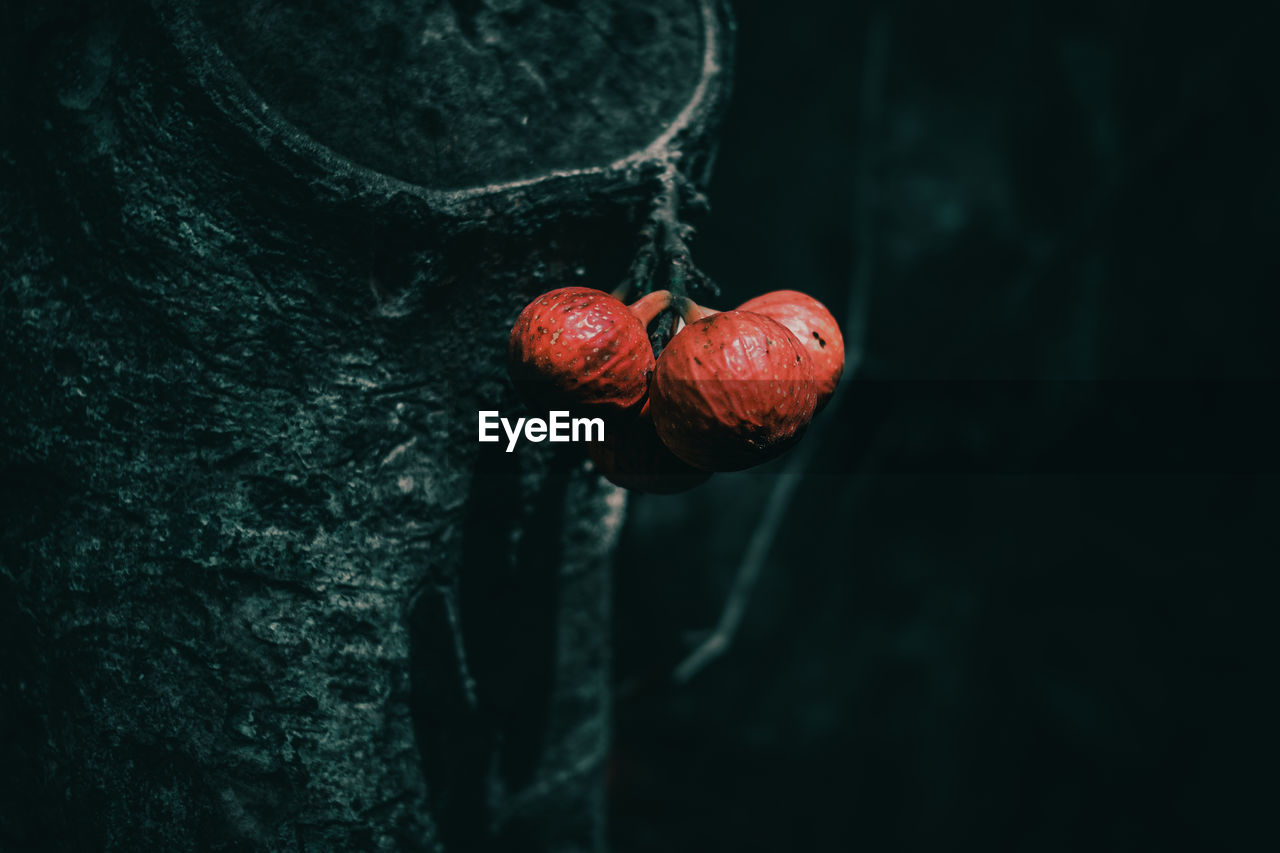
left=0, top=1, right=730, bottom=849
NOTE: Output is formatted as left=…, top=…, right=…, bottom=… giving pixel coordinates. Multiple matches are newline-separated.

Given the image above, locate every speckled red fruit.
left=588, top=405, right=711, bottom=494
left=737, top=290, right=844, bottom=408
left=508, top=287, right=655, bottom=418
left=650, top=310, right=817, bottom=472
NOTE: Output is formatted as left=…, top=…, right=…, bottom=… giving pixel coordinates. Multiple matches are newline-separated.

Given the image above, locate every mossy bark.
left=0, top=1, right=730, bottom=849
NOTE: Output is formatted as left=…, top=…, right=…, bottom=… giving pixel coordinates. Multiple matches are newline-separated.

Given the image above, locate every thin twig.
left=672, top=6, right=1250, bottom=685
left=672, top=439, right=815, bottom=682
left=674, top=11, right=892, bottom=684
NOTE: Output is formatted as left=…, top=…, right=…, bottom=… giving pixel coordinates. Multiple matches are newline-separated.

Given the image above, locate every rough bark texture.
left=0, top=1, right=730, bottom=850
left=192, top=0, right=704, bottom=187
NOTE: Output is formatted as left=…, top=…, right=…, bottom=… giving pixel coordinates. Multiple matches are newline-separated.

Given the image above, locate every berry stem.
left=649, top=164, right=697, bottom=351
left=628, top=289, right=672, bottom=326
left=655, top=165, right=693, bottom=300
left=673, top=295, right=717, bottom=323
left=621, top=161, right=719, bottom=352
left=614, top=216, right=659, bottom=302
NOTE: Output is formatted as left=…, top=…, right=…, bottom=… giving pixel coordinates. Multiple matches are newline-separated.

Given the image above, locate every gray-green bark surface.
left=0, top=1, right=731, bottom=849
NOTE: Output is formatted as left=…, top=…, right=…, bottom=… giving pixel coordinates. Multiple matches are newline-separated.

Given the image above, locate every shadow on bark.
left=411, top=444, right=575, bottom=851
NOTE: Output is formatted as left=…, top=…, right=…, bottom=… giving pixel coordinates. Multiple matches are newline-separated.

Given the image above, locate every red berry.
left=737, top=290, right=844, bottom=408
left=588, top=403, right=711, bottom=493
left=508, top=287, right=660, bottom=418
left=649, top=310, right=817, bottom=471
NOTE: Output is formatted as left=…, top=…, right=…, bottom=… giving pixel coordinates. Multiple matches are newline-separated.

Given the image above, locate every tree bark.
left=0, top=1, right=730, bottom=849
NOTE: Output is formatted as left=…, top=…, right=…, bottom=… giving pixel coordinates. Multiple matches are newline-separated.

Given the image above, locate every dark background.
left=612, top=1, right=1278, bottom=850
left=3, top=0, right=1277, bottom=849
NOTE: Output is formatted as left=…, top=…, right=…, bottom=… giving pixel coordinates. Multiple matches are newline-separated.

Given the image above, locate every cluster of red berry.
left=508, top=286, right=844, bottom=493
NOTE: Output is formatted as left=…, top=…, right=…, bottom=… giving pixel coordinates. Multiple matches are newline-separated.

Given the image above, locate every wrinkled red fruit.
left=650, top=310, right=817, bottom=472
left=589, top=404, right=711, bottom=494
left=737, top=290, right=844, bottom=408
left=508, top=287, right=666, bottom=418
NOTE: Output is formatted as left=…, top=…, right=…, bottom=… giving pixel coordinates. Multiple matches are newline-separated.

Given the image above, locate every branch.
left=674, top=10, right=892, bottom=684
